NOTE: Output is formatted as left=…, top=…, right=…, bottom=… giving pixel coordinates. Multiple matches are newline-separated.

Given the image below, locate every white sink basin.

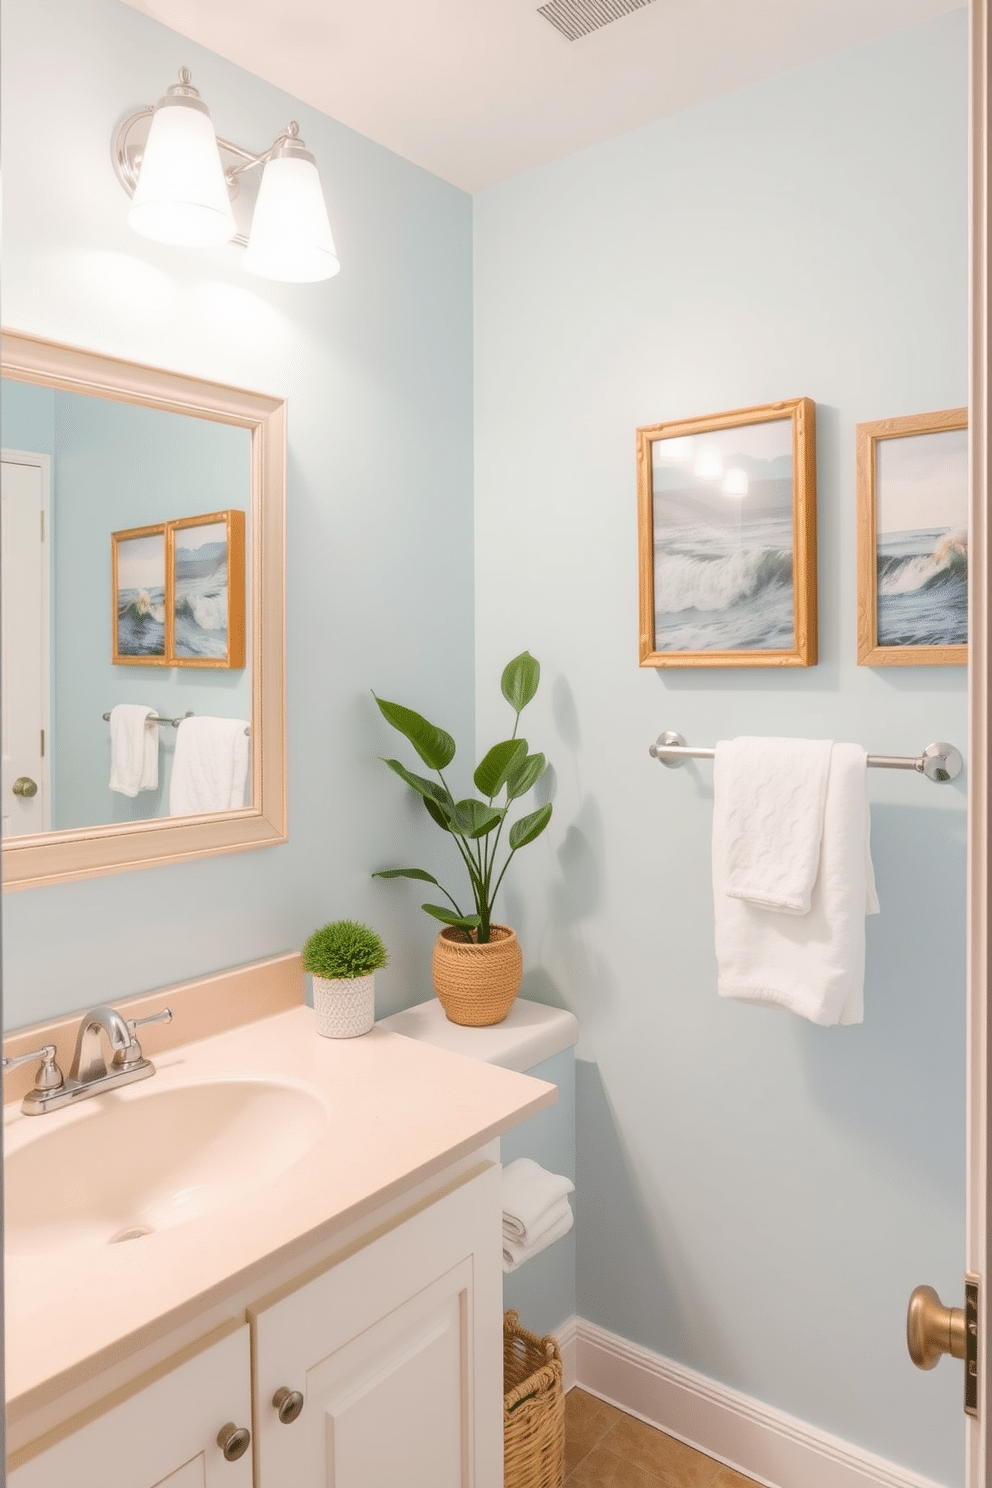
left=4, top=1078, right=328, bottom=1254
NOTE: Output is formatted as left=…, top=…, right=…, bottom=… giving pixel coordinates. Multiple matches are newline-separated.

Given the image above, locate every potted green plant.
left=301, top=920, right=389, bottom=1038
left=372, top=651, right=552, bottom=1026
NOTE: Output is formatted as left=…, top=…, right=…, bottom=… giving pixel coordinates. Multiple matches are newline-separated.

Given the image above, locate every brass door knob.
left=907, top=1285, right=966, bottom=1370
left=272, top=1386, right=304, bottom=1423
left=12, top=776, right=38, bottom=798
left=216, top=1421, right=251, bottom=1461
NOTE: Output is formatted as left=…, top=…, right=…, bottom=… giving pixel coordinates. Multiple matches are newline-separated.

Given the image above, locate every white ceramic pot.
left=312, top=973, right=375, bottom=1038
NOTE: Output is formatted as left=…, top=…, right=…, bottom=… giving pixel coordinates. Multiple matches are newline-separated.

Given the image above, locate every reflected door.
left=1, top=452, right=50, bottom=836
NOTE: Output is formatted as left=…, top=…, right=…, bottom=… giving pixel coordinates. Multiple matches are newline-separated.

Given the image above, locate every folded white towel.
left=714, top=742, right=880, bottom=1026
left=169, top=717, right=249, bottom=816
left=501, top=1158, right=575, bottom=1244
left=108, top=705, right=158, bottom=797
left=717, top=736, right=832, bottom=914
left=503, top=1194, right=572, bottom=1247
left=503, top=1203, right=573, bottom=1274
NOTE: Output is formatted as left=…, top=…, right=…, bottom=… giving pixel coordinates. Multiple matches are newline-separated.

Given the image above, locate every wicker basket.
left=432, top=923, right=523, bottom=1026
left=503, top=1310, right=565, bottom=1488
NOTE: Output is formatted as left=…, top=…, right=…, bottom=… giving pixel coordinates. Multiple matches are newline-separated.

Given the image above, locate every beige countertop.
left=3, top=1003, right=555, bottom=1417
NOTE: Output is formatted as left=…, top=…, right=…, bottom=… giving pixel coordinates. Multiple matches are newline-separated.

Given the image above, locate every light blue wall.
left=474, top=12, right=967, bottom=1486
left=3, top=380, right=251, bottom=827
left=1, top=0, right=475, bottom=1027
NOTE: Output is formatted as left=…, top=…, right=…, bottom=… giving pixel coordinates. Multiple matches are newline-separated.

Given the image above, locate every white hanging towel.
left=713, top=740, right=880, bottom=1026
left=501, top=1158, right=575, bottom=1244
left=502, top=1202, right=573, bottom=1274
left=169, top=716, right=249, bottom=816
left=108, top=704, right=158, bottom=797
left=719, top=736, right=832, bottom=913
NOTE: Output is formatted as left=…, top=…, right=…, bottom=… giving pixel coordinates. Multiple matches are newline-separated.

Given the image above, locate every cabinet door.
left=251, top=1164, right=503, bottom=1488
left=8, top=1324, right=253, bottom=1488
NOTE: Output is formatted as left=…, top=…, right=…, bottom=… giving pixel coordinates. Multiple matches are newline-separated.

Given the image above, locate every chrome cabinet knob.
left=272, top=1386, right=304, bottom=1424
left=907, top=1285, right=966, bottom=1370
left=216, top=1422, right=251, bottom=1461
left=12, top=776, right=38, bottom=797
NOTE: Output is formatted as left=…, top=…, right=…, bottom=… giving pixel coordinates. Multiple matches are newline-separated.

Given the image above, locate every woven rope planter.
left=312, top=973, right=375, bottom=1037
left=431, top=923, right=523, bottom=1026
left=503, top=1311, right=564, bottom=1488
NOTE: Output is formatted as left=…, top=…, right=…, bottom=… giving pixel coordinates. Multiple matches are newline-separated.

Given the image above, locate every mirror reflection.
left=1, top=380, right=252, bottom=835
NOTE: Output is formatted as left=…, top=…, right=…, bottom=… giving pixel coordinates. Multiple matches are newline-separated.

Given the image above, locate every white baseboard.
left=554, top=1314, right=578, bottom=1393
left=571, top=1317, right=947, bottom=1488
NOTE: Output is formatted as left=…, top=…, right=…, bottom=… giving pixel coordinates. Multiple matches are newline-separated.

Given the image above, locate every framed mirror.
left=1, top=331, right=286, bottom=890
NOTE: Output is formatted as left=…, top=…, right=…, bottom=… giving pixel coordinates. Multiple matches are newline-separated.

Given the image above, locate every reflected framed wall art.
left=636, top=398, right=817, bottom=668
left=166, top=509, right=246, bottom=669
left=112, top=523, right=167, bottom=665
left=856, top=408, right=968, bottom=666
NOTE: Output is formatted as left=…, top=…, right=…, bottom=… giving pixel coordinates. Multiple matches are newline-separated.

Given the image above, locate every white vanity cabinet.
left=8, top=1161, right=504, bottom=1488
left=8, top=1324, right=254, bottom=1488
left=250, top=1163, right=503, bottom=1487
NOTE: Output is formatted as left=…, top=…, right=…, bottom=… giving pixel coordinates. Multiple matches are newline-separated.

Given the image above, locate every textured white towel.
left=108, top=705, right=158, bottom=797
left=502, top=1203, right=573, bottom=1274
left=716, top=736, right=832, bottom=914
left=501, top=1158, right=574, bottom=1244
left=714, top=743, right=880, bottom=1026
left=169, top=717, right=249, bottom=816
left=503, top=1194, right=572, bottom=1246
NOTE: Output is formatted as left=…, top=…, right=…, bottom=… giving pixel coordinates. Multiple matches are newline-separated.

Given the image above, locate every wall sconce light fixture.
left=112, top=69, right=340, bottom=284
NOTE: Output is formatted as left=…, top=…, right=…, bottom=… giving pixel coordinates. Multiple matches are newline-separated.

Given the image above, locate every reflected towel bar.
left=649, top=732, right=963, bottom=783
left=103, top=711, right=250, bottom=736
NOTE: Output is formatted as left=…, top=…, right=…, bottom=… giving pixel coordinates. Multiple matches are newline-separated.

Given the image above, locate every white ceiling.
left=119, top=0, right=960, bottom=192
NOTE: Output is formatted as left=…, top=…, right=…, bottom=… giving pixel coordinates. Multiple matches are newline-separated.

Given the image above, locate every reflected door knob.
left=907, top=1285, right=966, bottom=1370
left=12, top=776, right=38, bottom=797
left=216, top=1422, right=251, bottom=1461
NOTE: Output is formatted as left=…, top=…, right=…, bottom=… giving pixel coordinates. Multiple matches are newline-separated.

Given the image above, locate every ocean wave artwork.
left=876, top=527, right=967, bottom=647
left=173, top=533, right=229, bottom=659
left=654, top=516, right=795, bottom=651
left=117, top=586, right=166, bottom=657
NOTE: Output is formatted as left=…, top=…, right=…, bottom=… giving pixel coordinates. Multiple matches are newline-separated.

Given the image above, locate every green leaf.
left=422, top=795, right=453, bottom=832
left=473, top=738, right=527, bottom=798
left=371, top=867, right=440, bottom=884
left=500, top=652, right=540, bottom=716
left=448, top=798, right=505, bottom=839
left=372, top=694, right=455, bottom=771
left=508, top=802, right=553, bottom=850
left=381, top=758, right=452, bottom=807
left=422, top=904, right=481, bottom=929
left=505, top=752, right=546, bottom=801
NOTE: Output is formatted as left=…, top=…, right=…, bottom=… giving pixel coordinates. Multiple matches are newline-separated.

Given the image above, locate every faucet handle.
left=126, top=1007, right=173, bottom=1034
left=2, top=1044, right=65, bottom=1092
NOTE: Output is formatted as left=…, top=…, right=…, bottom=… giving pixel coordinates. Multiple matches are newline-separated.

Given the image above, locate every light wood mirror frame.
left=1, top=330, right=287, bottom=890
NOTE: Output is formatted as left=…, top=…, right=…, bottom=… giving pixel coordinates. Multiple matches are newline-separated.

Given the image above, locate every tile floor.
left=565, top=1388, right=763, bottom=1488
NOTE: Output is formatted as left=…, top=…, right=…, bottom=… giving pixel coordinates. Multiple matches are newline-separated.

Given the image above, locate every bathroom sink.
left=4, top=1078, right=328, bottom=1255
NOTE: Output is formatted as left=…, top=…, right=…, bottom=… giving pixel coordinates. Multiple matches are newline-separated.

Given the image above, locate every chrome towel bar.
left=103, top=710, right=250, bottom=736
left=649, top=732, right=963, bottom=783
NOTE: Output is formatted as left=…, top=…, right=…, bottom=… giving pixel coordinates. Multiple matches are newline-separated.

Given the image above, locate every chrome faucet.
left=2, top=1005, right=172, bottom=1115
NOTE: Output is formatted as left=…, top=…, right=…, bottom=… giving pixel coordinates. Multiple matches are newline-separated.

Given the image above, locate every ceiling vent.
left=537, top=0, right=657, bottom=42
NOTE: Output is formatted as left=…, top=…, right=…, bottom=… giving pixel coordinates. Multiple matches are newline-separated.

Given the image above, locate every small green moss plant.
left=302, top=920, right=389, bottom=981
left=371, top=651, right=552, bottom=943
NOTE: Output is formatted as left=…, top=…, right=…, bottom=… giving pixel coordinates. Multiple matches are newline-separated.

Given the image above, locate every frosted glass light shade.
left=128, top=98, right=236, bottom=247
left=243, top=149, right=340, bottom=283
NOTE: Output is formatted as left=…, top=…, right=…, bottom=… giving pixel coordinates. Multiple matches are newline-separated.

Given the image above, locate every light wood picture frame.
left=166, top=509, right=246, bottom=668
left=637, top=398, right=817, bottom=668
left=856, top=407, right=968, bottom=667
left=111, top=522, right=168, bottom=665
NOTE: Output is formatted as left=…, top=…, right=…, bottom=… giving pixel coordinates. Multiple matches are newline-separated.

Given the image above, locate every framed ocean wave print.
left=112, top=523, right=168, bottom=665
left=167, top=509, right=246, bottom=669
left=636, top=398, right=817, bottom=668
left=856, top=408, right=968, bottom=666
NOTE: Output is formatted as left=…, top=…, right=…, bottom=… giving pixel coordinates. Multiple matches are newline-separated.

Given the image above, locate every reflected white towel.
left=501, top=1158, right=574, bottom=1244
left=714, top=743, right=880, bottom=1026
left=717, top=736, right=832, bottom=914
left=502, top=1203, right=573, bottom=1274
left=169, top=717, right=249, bottom=816
left=108, top=705, right=158, bottom=797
